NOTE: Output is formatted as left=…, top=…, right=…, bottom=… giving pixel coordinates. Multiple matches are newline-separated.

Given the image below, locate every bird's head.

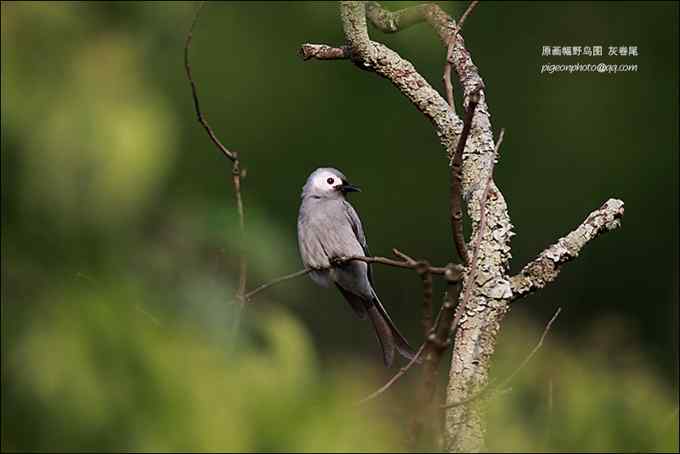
left=302, top=167, right=361, bottom=199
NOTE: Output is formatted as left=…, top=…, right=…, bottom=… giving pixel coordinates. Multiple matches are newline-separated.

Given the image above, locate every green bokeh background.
left=2, top=2, right=678, bottom=452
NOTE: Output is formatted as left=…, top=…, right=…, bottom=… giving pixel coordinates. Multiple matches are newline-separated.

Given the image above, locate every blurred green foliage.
left=2, top=288, right=398, bottom=452
left=1, top=1, right=678, bottom=452
left=2, top=288, right=677, bottom=451
left=486, top=318, right=679, bottom=452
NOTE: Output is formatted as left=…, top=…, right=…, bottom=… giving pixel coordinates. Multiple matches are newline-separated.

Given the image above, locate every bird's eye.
left=327, top=177, right=335, bottom=185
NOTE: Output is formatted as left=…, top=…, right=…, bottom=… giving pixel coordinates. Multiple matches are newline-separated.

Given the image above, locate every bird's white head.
left=301, top=167, right=361, bottom=199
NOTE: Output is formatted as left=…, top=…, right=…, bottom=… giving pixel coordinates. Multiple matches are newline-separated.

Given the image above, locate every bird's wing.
left=344, top=201, right=376, bottom=287
left=344, top=201, right=367, bottom=250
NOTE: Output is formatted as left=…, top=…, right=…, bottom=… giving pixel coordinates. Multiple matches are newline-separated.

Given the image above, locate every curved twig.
left=184, top=2, right=248, bottom=308
left=184, top=1, right=236, bottom=163
left=356, top=344, right=426, bottom=405
left=449, top=89, right=481, bottom=266
left=244, top=269, right=312, bottom=301
left=441, top=307, right=562, bottom=409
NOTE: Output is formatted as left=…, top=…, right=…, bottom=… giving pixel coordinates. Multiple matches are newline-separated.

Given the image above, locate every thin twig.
left=420, top=264, right=434, bottom=336
left=356, top=344, right=426, bottom=405
left=498, top=307, right=561, bottom=386
left=392, top=249, right=433, bottom=336
left=334, top=253, right=459, bottom=277
left=446, top=2, right=483, bottom=270
left=456, top=0, right=480, bottom=32
left=184, top=3, right=248, bottom=308
left=442, top=0, right=479, bottom=111
left=244, top=268, right=312, bottom=301
left=449, top=89, right=481, bottom=266
left=393, top=249, right=435, bottom=336
left=442, top=307, right=561, bottom=409
left=136, top=304, right=162, bottom=326
left=244, top=253, right=463, bottom=303
left=392, top=248, right=416, bottom=263
left=443, top=53, right=455, bottom=110
left=233, top=163, right=247, bottom=301
left=184, top=1, right=236, bottom=163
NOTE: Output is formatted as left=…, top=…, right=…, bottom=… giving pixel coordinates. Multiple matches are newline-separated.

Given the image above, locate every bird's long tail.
left=367, top=298, right=418, bottom=367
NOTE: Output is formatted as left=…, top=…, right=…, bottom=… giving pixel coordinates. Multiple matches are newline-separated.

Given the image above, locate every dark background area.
left=2, top=2, right=678, bottom=452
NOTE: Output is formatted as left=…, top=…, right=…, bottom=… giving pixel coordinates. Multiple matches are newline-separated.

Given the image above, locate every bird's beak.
left=338, top=182, right=361, bottom=193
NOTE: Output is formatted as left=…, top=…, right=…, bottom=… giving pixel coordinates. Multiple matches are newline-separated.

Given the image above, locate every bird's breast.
left=297, top=199, right=364, bottom=267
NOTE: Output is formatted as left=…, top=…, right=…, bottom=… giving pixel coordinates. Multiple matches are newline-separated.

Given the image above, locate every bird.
left=297, top=167, right=417, bottom=367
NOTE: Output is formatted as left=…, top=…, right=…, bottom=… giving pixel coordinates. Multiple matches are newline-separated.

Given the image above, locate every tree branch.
left=365, top=0, right=479, bottom=114
left=334, top=2, right=463, bottom=147
left=510, top=199, right=625, bottom=300
left=333, top=252, right=463, bottom=278
left=365, top=1, right=431, bottom=33
left=300, top=44, right=350, bottom=61
left=244, top=251, right=464, bottom=303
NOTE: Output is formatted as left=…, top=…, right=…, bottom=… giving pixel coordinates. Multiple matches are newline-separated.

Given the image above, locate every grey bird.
left=297, top=167, right=416, bottom=367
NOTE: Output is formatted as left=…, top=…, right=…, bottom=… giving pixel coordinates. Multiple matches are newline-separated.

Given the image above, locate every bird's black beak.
left=338, top=181, right=361, bottom=193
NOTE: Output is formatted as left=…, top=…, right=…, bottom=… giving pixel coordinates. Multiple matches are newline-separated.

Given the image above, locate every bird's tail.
left=367, top=298, right=418, bottom=367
